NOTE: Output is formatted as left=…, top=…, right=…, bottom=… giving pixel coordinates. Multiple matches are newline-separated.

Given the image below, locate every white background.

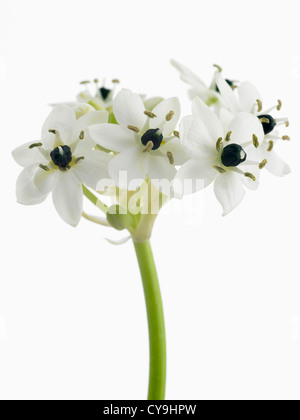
left=1, top=0, right=300, bottom=400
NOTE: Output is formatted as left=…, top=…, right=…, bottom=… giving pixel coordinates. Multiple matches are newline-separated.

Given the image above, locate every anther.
left=216, top=137, right=223, bottom=152
left=173, top=130, right=180, bottom=138
left=267, top=140, right=274, bottom=152
left=94, top=78, right=99, bottom=83
left=112, top=79, right=120, bottom=84
left=213, top=165, right=226, bottom=174
left=277, top=99, right=282, bottom=111
left=39, top=164, right=50, bottom=171
left=166, top=151, right=174, bottom=165
left=48, top=129, right=57, bottom=134
left=256, top=99, right=263, bottom=113
left=225, top=131, right=232, bottom=142
left=213, top=64, right=223, bottom=72
left=282, top=135, right=290, bottom=141
left=75, top=156, right=85, bottom=164
left=253, top=134, right=259, bottom=148
left=259, top=159, right=268, bottom=169
left=143, top=141, right=154, bottom=153
left=79, top=130, right=85, bottom=140
left=80, top=80, right=91, bottom=85
left=127, top=125, right=140, bottom=133
left=165, top=110, right=175, bottom=121
left=285, top=121, right=290, bottom=127
left=244, top=172, right=256, bottom=181
left=259, top=117, right=270, bottom=124
left=144, top=110, right=157, bottom=118
left=29, top=142, right=42, bottom=149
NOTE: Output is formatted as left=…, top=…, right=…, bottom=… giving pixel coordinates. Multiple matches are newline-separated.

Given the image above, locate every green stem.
left=133, top=240, right=166, bottom=400
left=82, top=185, right=108, bottom=214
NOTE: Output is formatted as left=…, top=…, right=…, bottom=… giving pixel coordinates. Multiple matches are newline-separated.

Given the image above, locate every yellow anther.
left=259, top=117, right=270, bottom=124
left=112, top=79, right=120, bottom=84
left=267, top=140, right=274, bottom=152
left=213, top=64, right=223, bottom=72
left=216, top=137, right=223, bottom=152
left=165, top=110, right=175, bottom=121
left=143, top=141, right=154, bottom=153
left=93, top=78, right=99, bottom=83
left=173, top=130, right=180, bottom=138
left=282, top=135, right=290, bottom=141
left=48, top=129, right=57, bottom=134
left=75, top=156, right=85, bottom=164
left=259, top=159, right=268, bottom=169
left=244, top=172, right=256, bottom=181
left=39, top=164, right=50, bottom=171
left=277, top=99, right=282, bottom=111
left=167, top=151, right=174, bottom=165
left=225, top=131, right=232, bottom=142
left=29, top=142, right=42, bottom=149
left=79, top=130, right=85, bottom=140
left=253, top=134, right=259, bottom=148
left=144, top=110, right=157, bottom=118
left=127, top=125, right=140, bottom=133
left=285, top=121, right=290, bottom=127
left=80, top=80, right=91, bottom=85
left=213, top=165, right=226, bottom=174
left=256, top=99, right=263, bottom=113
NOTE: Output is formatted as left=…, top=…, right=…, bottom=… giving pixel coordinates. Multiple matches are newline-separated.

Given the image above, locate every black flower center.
left=258, top=114, right=277, bottom=135
left=221, top=144, right=247, bottom=167
left=50, top=145, right=72, bottom=169
left=141, top=129, right=163, bottom=150
left=99, top=87, right=111, bottom=100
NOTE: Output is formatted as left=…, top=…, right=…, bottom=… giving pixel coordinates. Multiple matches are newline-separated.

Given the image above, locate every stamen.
left=94, top=78, right=99, bottom=84
left=259, top=159, right=268, bottom=169
left=75, top=156, right=85, bottom=164
left=213, top=64, right=223, bottom=72
left=216, top=137, right=223, bottom=152
left=143, top=141, right=154, bottom=153
left=282, top=135, right=290, bottom=141
left=253, top=134, right=259, bottom=148
left=286, top=121, right=290, bottom=127
left=48, top=129, right=57, bottom=134
left=165, top=110, right=175, bottom=121
left=267, top=140, right=274, bottom=152
left=39, top=164, right=50, bottom=171
left=173, top=130, right=180, bottom=138
left=277, top=99, right=282, bottom=111
left=244, top=172, right=256, bottom=181
left=127, top=125, right=140, bottom=133
left=144, top=110, right=157, bottom=118
left=213, top=165, right=226, bottom=174
left=225, top=131, right=232, bottom=142
left=79, top=130, right=85, bottom=140
left=80, top=80, right=91, bottom=85
left=259, top=117, right=270, bottom=124
left=112, top=79, right=120, bottom=84
left=29, top=142, right=42, bottom=149
left=256, top=99, right=263, bottom=113
left=166, top=151, right=174, bottom=165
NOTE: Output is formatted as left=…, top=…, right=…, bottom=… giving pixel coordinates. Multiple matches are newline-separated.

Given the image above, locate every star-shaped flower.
left=88, top=89, right=188, bottom=192
left=216, top=73, right=291, bottom=177
left=174, top=97, right=265, bottom=215
left=12, top=105, right=111, bottom=226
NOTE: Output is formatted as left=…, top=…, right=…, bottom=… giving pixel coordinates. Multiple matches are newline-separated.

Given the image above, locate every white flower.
left=216, top=73, right=291, bottom=177
left=77, top=78, right=120, bottom=109
left=171, top=60, right=237, bottom=107
left=88, top=89, right=188, bottom=192
left=12, top=105, right=111, bottom=226
left=174, top=97, right=265, bottom=216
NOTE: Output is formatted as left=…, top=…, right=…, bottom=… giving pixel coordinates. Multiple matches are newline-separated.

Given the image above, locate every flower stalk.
left=133, top=240, right=166, bottom=400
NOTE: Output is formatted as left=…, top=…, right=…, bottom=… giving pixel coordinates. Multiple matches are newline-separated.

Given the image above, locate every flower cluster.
left=12, top=62, right=291, bottom=235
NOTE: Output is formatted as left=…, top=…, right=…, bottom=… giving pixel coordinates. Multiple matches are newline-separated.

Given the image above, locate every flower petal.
left=171, top=59, right=207, bottom=90
left=108, top=147, right=148, bottom=189
left=214, top=171, right=245, bottom=216
left=113, top=89, right=147, bottom=130
left=41, top=105, right=76, bottom=149
left=34, top=167, right=58, bottom=195
left=143, top=96, right=163, bottom=111
left=229, top=112, right=264, bottom=147
left=12, top=142, right=48, bottom=167
left=150, top=97, right=181, bottom=136
left=180, top=116, right=217, bottom=158
left=87, top=123, right=136, bottom=152
left=238, top=82, right=262, bottom=114
left=216, top=74, right=240, bottom=114
left=174, top=158, right=216, bottom=197
left=16, top=165, right=48, bottom=205
left=52, top=171, right=83, bottom=226
left=72, top=151, right=111, bottom=189
left=146, top=155, right=176, bottom=182
left=259, top=145, right=291, bottom=177
left=71, top=110, right=109, bottom=141
left=192, top=97, right=224, bottom=140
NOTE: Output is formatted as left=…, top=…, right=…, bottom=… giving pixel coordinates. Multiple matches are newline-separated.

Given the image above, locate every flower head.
left=174, top=97, right=265, bottom=215
left=12, top=105, right=111, bottom=226
left=88, top=89, right=188, bottom=192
